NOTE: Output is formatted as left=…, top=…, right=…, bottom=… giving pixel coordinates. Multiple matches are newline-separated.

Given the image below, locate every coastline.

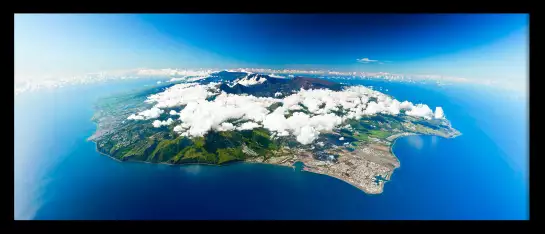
left=90, top=129, right=461, bottom=195
left=94, top=142, right=383, bottom=195
left=94, top=143, right=223, bottom=167
left=91, top=140, right=378, bottom=193
left=388, top=131, right=462, bottom=161
left=94, top=144, right=123, bottom=163
left=301, top=167, right=384, bottom=195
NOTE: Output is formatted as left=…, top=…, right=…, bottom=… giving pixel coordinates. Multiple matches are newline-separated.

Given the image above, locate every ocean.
left=14, top=78, right=528, bottom=220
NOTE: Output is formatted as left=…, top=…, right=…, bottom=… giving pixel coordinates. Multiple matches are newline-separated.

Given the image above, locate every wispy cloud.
left=356, top=58, right=378, bottom=63
left=357, top=58, right=392, bottom=64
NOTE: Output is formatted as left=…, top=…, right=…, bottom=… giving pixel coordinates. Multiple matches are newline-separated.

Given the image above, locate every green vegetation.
left=95, top=120, right=282, bottom=165
left=368, top=130, right=390, bottom=139
left=267, top=102, right=283, bottom=112
left=93, top=106, right=455, bottom=165
left=167, top=137, right=218, bottom=164
left=353, top=132, right=369, bottom=141
left=217, top=148, right=244, bottom=164
left=284, top=104, right=312, bottom=118
left=148, top=136, right=192, bottom=162
left=329, top=107, right=348, bottom=116
left=91, top=82, right=459, bottom=166
left=121, top=139, right=157, bottom=161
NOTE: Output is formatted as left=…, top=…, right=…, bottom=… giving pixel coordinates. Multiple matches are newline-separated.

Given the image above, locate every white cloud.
left=269, top=74, right=286, bottom=78
left=145, top=82, right=219, bottom=109
left=357, top=58, right=379, bottom=63
left=339, top=137, right=345, bottom=141
left=137, top=68, right=212, bottom=77
left=127, top=114, right=144, bottom=120
left=274, top=92, right=282, bottom=97
left=16, top=67, right=521, bottom=97
left=168, top=77, right=185, bottom=82
left=173, top=125, right=184, bottom=133
left=308, top=113, right=343, bottom=132
left=127, top=107, right=164, bottom=120
left=139, top=107, right=164, bottom=119
left=214, top=122, right=235, bottom=131
left=169, top=76, right=208, bottom=82
left=152, top=118, right=175, bottom=128
left=175, top=92, right=279, bottom=137
left=406, top=104, right=434, bottom=120
left=262, top=110, right=342, bottom=145
left=129, top=82, right=448, bottom=144
left=297, top=126, right=319, bottom=145
left=288, top=104, right=303, bottom=110
left=356, top=58, right=391, bottom=65
left=13, top=69, right=217, bottom=96
left=237, top=121, right=261, bottom=131
left=169, top=110, right=178, bottom=115
left=435, top=107, right=445, bottom=119
left=400, top=101, right=413, bottom=109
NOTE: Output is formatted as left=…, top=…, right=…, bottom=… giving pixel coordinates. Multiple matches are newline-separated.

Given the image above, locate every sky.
left=14, top=14, right=528, bottom=89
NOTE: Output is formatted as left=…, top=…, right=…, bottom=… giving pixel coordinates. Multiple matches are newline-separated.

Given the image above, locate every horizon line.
left=14, top=67, right=527, bottom=95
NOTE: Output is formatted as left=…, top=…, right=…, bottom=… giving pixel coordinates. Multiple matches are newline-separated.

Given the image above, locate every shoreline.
left=93, top=142, right=378, bottom=193
left=94, top=143, right=282, bottom=168
left=304, top=131, right=463, bottom=194
left=301, top=167, right=384, bottom=195
left=388, top=130, right=462, bottom=161
left=90, top=130, right=461, bottom=195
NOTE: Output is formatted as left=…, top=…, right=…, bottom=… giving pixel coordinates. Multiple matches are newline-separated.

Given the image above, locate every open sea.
left=14, top=78, right=529, bottom=220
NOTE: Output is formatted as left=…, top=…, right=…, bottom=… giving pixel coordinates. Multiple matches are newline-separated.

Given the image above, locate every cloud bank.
left=145, top=82, right=219, bottom=109
left=128, top=82, right=447, bottom=145
left=137, top=68, right=212, bottom=77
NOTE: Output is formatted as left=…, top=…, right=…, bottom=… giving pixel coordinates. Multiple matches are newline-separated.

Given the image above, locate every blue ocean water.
left=14, top=79, right=528, bottom=220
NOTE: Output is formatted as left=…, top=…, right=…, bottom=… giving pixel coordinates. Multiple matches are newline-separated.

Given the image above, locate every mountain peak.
left=233, top=73, right=268, bottom=87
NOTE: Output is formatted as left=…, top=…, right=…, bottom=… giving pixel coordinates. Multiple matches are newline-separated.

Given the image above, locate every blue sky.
left=15, top=14, right=528, bottom=87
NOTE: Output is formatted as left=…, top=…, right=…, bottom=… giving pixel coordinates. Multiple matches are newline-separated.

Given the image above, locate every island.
left=88, top=71, right=461, bottom=194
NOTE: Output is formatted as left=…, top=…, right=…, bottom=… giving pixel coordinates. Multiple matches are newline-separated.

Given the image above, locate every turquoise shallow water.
left=14, top=78, right=528, bottom=220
